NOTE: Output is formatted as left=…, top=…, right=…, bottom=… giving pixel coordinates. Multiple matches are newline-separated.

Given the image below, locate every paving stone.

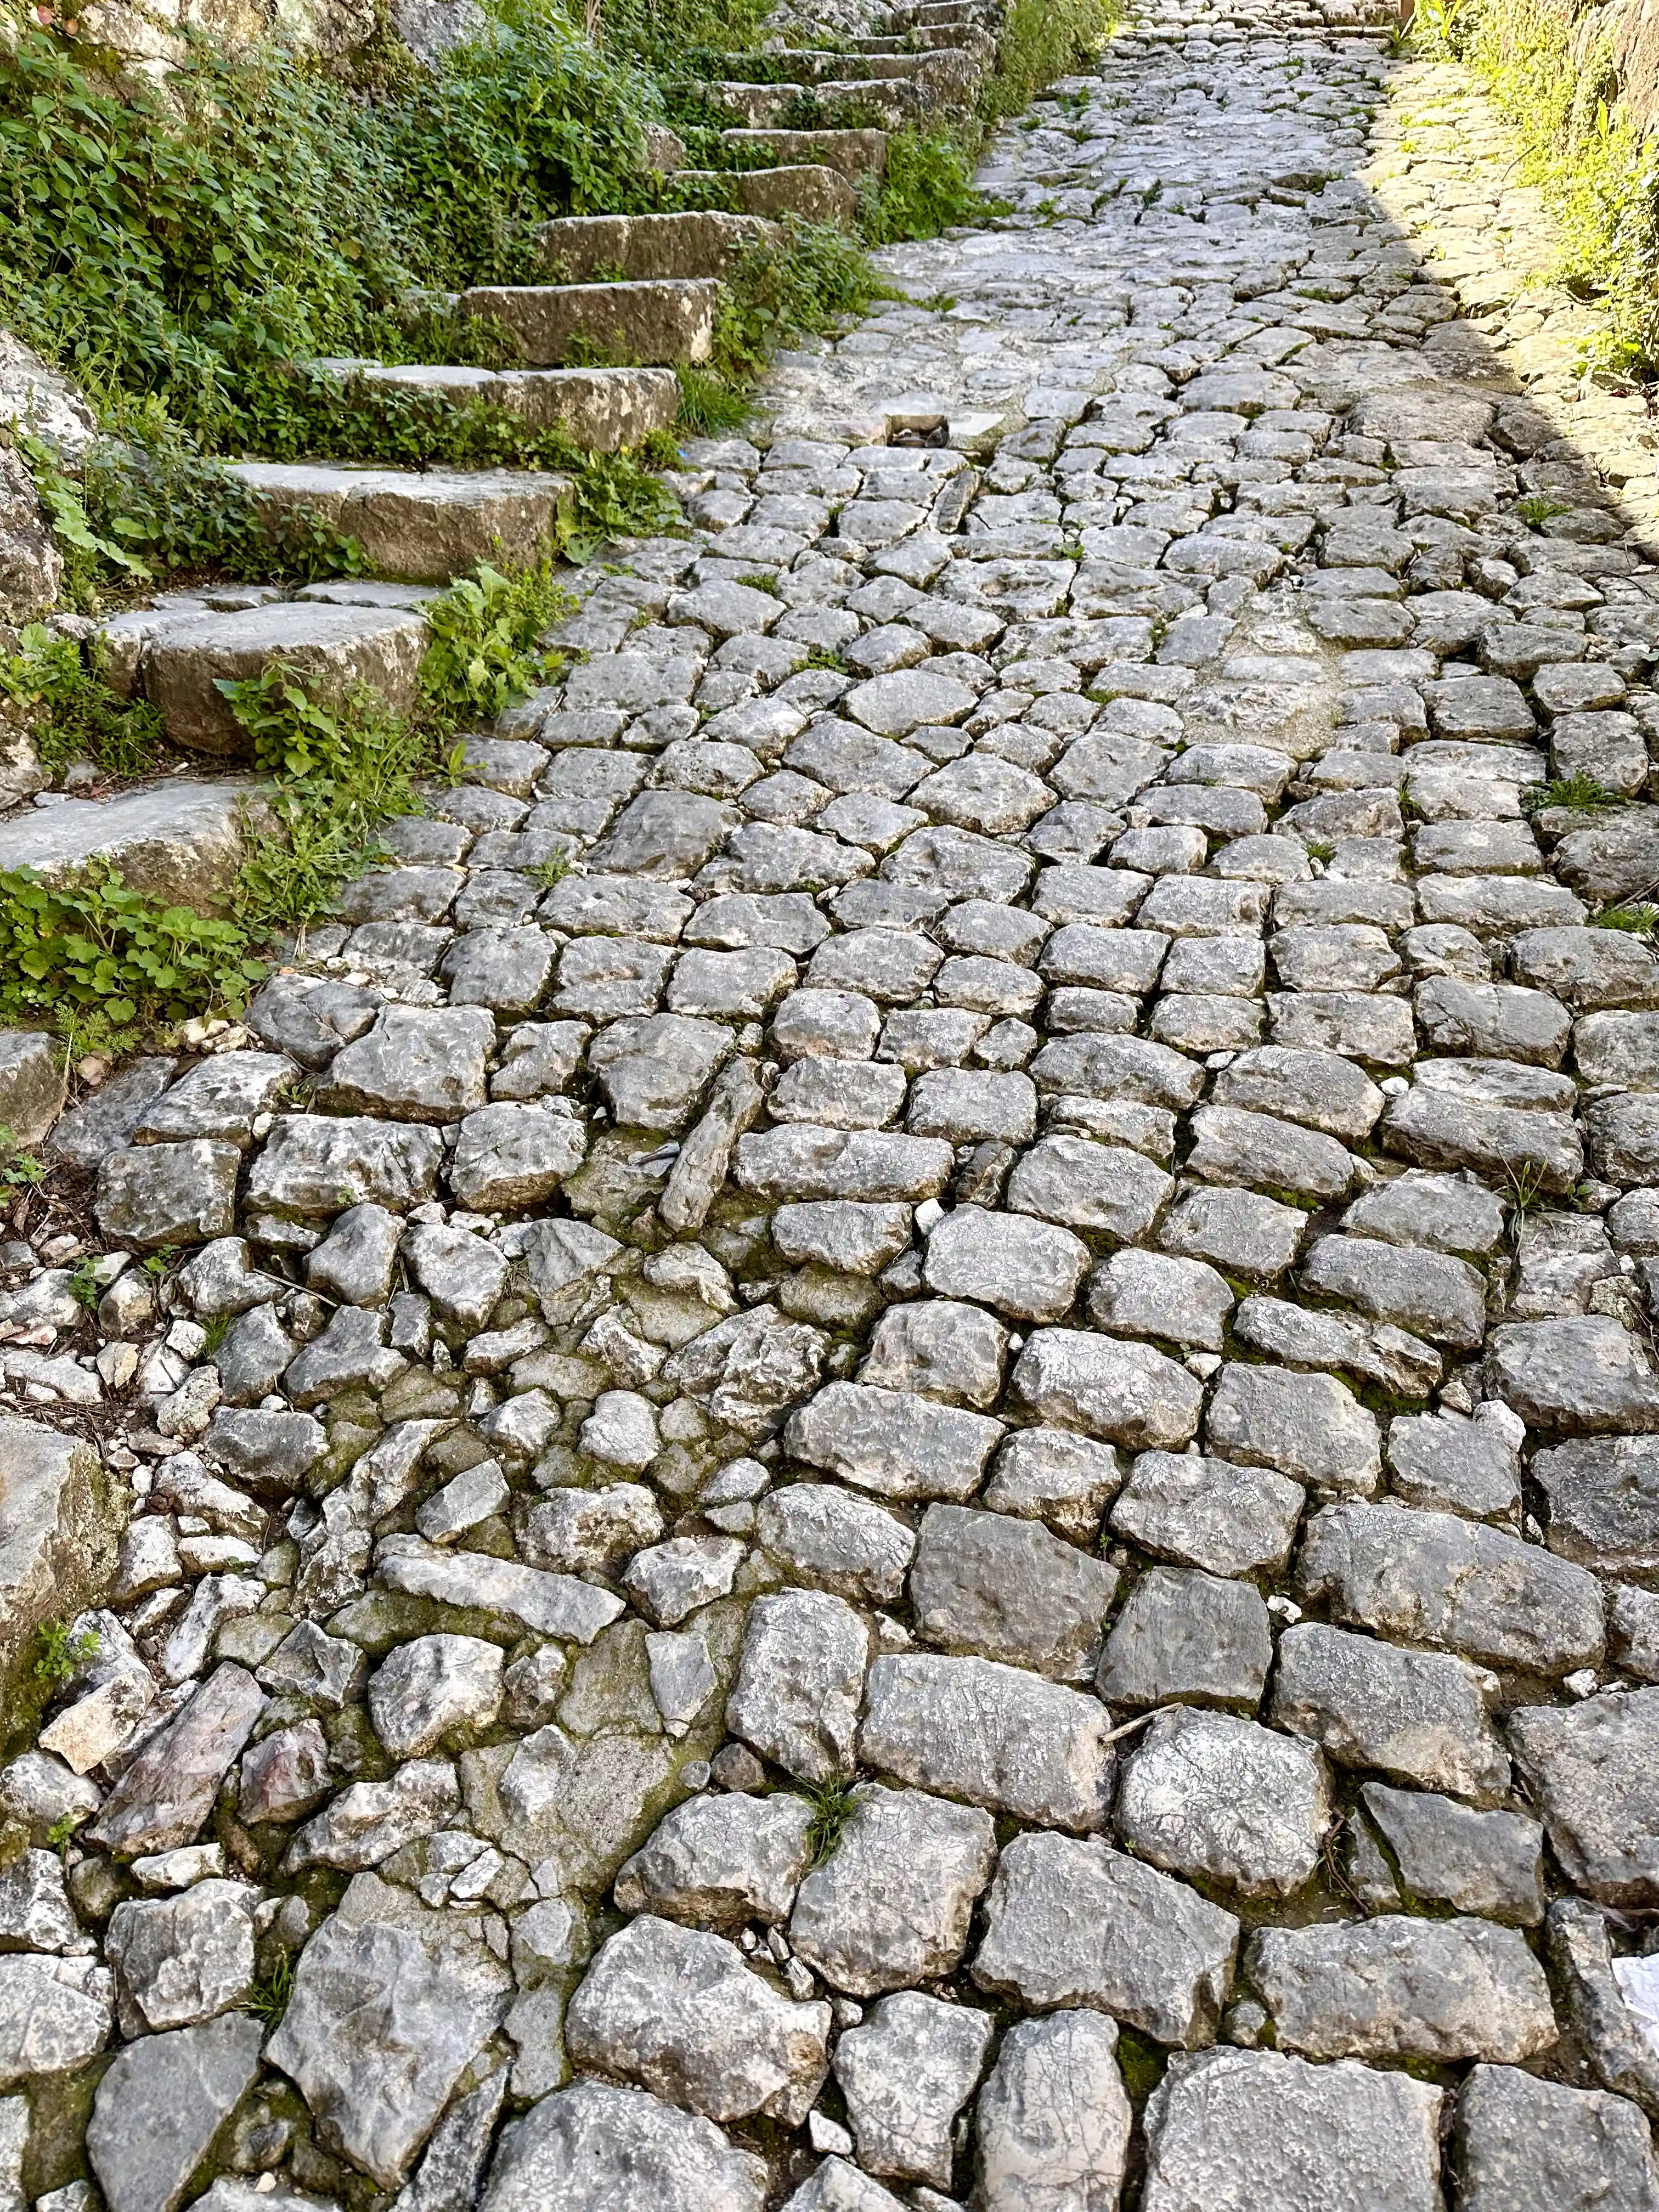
left=1359, top=1785, right=1544, bottom=1926
left=909, top=1503, right=1118, bottom=1681
left=785, top=1381, right=1004, bottom=1500
left=1455, top=2062, right=1659, bottom=2212
left=974, top=2010, right=1131, bottom=2212
left=1509, top=1690, right=1659, bottom=1905
left=1012, top=1328, right=1203, bottom=1451
left=479, top=2079, right=766, bottom=2212
left=565, top=1912, right=829, bottom=2128
left=1110, top=1448, right=1305, bottom=1577
left=1270, top=1623, right=1511, bottom=1802
left=266, top=1872, right=511, bottom=2186
left=834, top=1990, right=994, bottom=2188
left=973, top=1829, right=1238, bottom=2049
left=1140, top=2047, right=1443, bottom=2212
left=859, top=1654, right=1113, bottom=1832
left=1296, top=1499, right=1604, bottom=1678
left=788, top=1784, right=996, bottom=1996
left=1097, top=1564, right=1272, bottom=1712
left=725, top=1588, right=870, bottom=1785
left=1115, top=1703, right=1330, bottom=1901
left=85, top=2013, right=264, bottom=2212
left=614, top=1792, right=816, bottom=1929
left=1206, top=1363, right=1381, bottom=1496
left=1248, top=1915, right=1556, bottom=2064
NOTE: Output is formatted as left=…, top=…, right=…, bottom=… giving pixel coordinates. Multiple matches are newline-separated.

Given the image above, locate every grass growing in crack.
left=1521, top=772, right=1622, bottom=816
left=242, top=1951, right=294, bottom=2026
left=1593, top=902, right=1659, bottom=935
left=1505, top=1159, right=1551, bottom=1240
left=803, top=1778, right=859, bottom=1863
left=1515, top=492, right=1574, bottom=528
left=33, top=1619, right=98, bottom=1683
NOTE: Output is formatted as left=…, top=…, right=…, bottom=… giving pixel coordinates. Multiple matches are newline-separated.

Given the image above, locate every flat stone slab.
left=143, top=599, right=428, bottom=753
left=228, top=467, right=574, bottom=585
left=0, top=782, right=256, bottom=908
left=538, top=211, right=780, bottom=280
left=461, top=281, right=719, bottom=367
left=316, top=361, right=680, bottom=450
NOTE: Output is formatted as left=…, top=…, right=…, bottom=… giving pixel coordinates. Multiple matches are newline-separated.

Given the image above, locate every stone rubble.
left=10, top=0, right=1659, bottom=2203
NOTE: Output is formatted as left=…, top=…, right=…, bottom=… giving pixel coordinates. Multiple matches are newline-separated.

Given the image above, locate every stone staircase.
left=8, top=0, right=1006, bottom=874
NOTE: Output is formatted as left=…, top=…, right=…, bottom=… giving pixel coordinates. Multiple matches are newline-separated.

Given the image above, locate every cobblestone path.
left=12, top=4, right=1659, bottom=2209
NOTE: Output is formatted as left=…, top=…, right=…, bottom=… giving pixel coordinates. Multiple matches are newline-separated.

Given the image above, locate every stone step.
left=673, top=166, right=859, bottom=228
left=228, top=462, right=575, bottom=585
left=133, top=597, right=431, bottom=759
left=309, top=360, right=678, bottom=452
left=0, top=778, right=262, bottom=905
left=537, top=211, right=779, bottom=284
left=689, top=77, right=928, bottom=128
left=700, top=48, right=939, bottom=80
left=460, top=279, right=719, bottom=368
left=718, top=128, right=889, bottom=180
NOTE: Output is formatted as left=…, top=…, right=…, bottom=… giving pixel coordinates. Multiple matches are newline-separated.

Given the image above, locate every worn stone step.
left=0, top=778, right=262, bottom=905
left=309, top=360, right=678, bottom=451
left=701, top=48, right=939, bottom=80
left=719, top=128, right=889, bottom=180
left=228, top=463, right=574, bottom=584
left=460, top=279, right=719, bottom=368
left=673, top=165, right=860, bottom=228
left=138, top=597, right=430, bottom=759
left=692, top=77, right=932, bottom=128
left=537, top=211, right=778, bottom=284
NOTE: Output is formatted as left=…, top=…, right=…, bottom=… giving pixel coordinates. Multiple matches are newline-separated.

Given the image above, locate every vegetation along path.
left=8, top=0, right=1659, bottom=2203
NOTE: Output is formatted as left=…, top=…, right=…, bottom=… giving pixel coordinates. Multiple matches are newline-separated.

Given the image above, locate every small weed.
left=803, top=1778, right=858, bottom=1863
left=1505, top=1160, right=1551, bottom=1232
left=1515, top=492, right=1573, bottom=528
left=46, top=1809, right=87, bottom=1854
left=200, top=1311, right=233, bottom=1358
left=799, top=646, right=846, bottom=674
left=0, top=1128, right=46, bottom=1194
left=33, top=1618, right=99, bottom=1683
left=68, top=1257, right=101, bottom=1312
left=1304, top=839, right=1336, bottom=862
left=1593, top=902, right=1659, bottom=935
left=527, top=855, right=575, bottom=890
left=1521, top=772, right=1621, bottom=816
left=143, top=1246, right=179, bottom=1279
left=242, top=1951, right=295, bottom=2025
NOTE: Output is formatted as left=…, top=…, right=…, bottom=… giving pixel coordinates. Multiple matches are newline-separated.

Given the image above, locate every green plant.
left=1445, top=0, right=1659, bottom=376
left=982, top=0, right=1118, bottom=123
left=68, top=1257, right=100, bottom=1312
left=1515, top=492, right=1573, bottom=527
left=33, top=1618, right=99, bottom=1683
left=711, top=219, right=882, bottom=390
left=803, top=1778, right=858, bottom=1864
left=242, top=1951, right=295, bottom=2025
left=861, top=129, right=999, bottom=246
left=673, top=365, right=751, bottom=436
left=46, top=1809, right=87, bottom=1854
left=527, top=854, right=575, bottom=888
left=420, top=561, right=573, bottom=724
left=1521, top=772, right=1621, bottom=816
left=1593, top=902, right=1659, bottom=934
left=1505, top=1159, right=1550, bottom=1222
left=0, top=1126, right=47, bottom=1194
left=0, top=623, right=163, bottom=777
left=143, top=1246, right=179, bottom=1279
left=200, top=1312, right=233, bottom=1358
left=0, top=864, right=267, bottom=1051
